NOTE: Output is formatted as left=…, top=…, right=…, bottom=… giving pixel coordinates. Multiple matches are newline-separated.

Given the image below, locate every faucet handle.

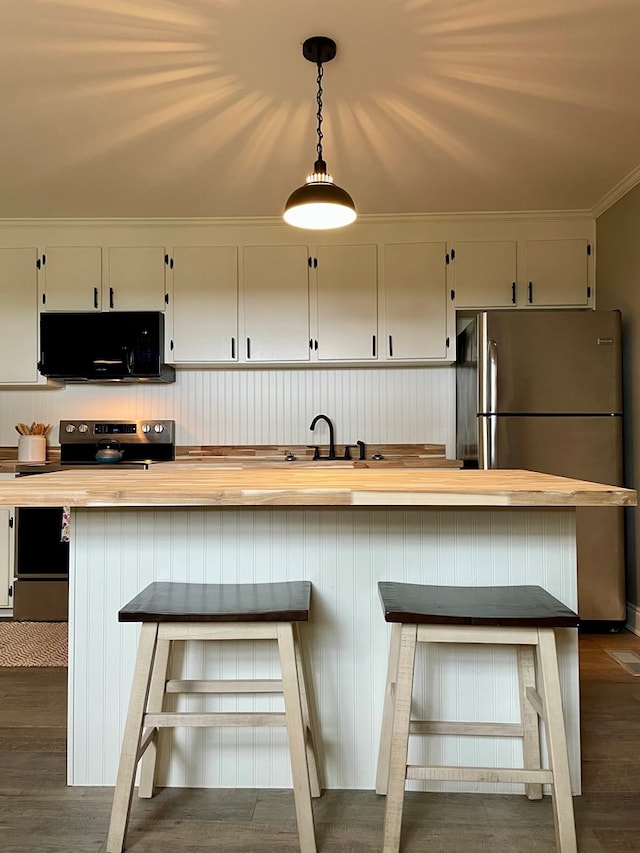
left=306, top=445, right=321, bottom=460
left=342, top=445, right=357, bottom=460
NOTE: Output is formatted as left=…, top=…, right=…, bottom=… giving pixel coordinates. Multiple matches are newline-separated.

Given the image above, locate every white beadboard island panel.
left=68, top=506, right=579, bottom=794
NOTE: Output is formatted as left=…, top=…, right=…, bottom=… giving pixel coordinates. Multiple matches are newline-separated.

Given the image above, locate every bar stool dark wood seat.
left=375, top=582, right=580, bottom=853
left=106, top=580, right=323, bottom=853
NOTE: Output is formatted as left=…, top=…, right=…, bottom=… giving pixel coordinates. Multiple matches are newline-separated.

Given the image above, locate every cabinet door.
left=452, top=241, right=517, bottom=308
left=0, top=474, right=14, bottom=609
left=0, top=509, right=10, bottom=608
left=316, top=244, right=378, bottom=361
left=171, top=246, right=238, bottom=362
left=243, top=246, right=310, bottom=362
left=107, top=247, right=167, bottom=311
left=524, top=239, right=591, bottom=306
left=41, top=246, right=102, bottom=311
left=384, top=242, right=448, bottom=360
left=0, top=247, right=41, bottom=384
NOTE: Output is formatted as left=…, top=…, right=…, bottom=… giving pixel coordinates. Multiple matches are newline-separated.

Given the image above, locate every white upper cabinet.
left=41, top=246, right=103, bottom=311
left=106, top=247, right=167, bottom=311
left=315, top=244, right=378, bottom=361
left=242, top=245, right=310, bottom=362
left=451, top=241, right=518, bottom=308
left=523, top=239, right=591, bottom=307
left=383, top=242, right=449, bottom=360
left=171, top=246, right=238, bottom=363
left=0, top=247, right=47, bottom=385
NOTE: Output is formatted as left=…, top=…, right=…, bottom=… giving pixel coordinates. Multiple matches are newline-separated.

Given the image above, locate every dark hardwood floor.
left=1, top=632, right=640, bottom=852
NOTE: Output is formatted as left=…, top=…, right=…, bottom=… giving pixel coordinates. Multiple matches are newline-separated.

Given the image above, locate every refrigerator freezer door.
left=480, top=310, right=622, bottom=414
left=489, top=413, right=625, bottom=621
left=491, top=415, right=623, bottom=482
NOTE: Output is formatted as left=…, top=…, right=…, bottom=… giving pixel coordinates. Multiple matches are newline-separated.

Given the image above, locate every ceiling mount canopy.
left=283, top=36, right=357, bottom=231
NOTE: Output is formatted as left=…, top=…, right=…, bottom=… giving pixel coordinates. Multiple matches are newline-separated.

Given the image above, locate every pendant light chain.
left=315, top=61, right=324, bottom=165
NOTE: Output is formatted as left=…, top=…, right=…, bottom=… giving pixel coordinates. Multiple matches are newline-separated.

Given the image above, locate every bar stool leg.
left=516, top=644, right=543, bottom=800
left=536, top=629, right=577, bottom=853
left=382, top=623, right=417, bottom=853
left=138, top=637, right=171, bottom=799
left=106, top=623, right=159, bottom=853
left=277, top=622, right=317, bottom=853
left=376, top=623, right=402, bottom=795
left=293, top=623, right=323, bottom=797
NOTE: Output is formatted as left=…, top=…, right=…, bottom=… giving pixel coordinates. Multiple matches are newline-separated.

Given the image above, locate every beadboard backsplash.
left=0, top=366, right=456, bottom=455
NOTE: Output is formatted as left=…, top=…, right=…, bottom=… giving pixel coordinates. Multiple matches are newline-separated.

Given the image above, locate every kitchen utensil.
left=15, top=422, right=52, bottom=436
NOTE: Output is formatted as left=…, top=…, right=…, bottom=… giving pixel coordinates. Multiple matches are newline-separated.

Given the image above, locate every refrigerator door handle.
left=489, top=415, right=497, bottom=469
left=488, top=339, right=498, bottom=414
left=479, top=415, right=497, bottom=469
left=483, top=340, right=499, bottom=469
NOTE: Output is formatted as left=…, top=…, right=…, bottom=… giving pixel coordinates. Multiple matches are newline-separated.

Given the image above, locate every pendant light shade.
left=284, top=37, right=356, bottom=230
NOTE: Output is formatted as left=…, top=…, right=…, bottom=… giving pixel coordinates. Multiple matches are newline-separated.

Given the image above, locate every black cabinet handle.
left=246, top=337, right=251, bottom=359
left=389, top=335, right=393, bottom=357
left=94, top=287, right=99, bottom=309
left=231, top=337, right=236, bottom=359
left=511, top=282, right=516, bottom=304
left=109, top=286, right=114, bottom=309
left=372, top=335, right=376, bottom=357
left=528, top=281, right=533, bottom=303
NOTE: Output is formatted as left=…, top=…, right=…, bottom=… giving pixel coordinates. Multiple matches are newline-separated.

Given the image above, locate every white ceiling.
left=3, top=0, right=640, bottom=220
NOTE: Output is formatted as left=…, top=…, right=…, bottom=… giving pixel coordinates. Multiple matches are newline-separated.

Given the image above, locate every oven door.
left=13, top=506, right=69, bottom=621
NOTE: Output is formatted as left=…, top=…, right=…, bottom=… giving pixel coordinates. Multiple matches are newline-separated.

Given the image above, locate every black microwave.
left=38, top=311, right=176, bottom=383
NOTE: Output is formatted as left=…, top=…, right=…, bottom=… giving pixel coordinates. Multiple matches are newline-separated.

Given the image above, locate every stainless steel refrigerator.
left=456, top=309, right=625, bottom=628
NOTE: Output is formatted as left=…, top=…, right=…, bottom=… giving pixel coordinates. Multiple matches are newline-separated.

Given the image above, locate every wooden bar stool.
left=105, top=580, right=323, bottom=853
left=375, top=582, right=580, bottom=853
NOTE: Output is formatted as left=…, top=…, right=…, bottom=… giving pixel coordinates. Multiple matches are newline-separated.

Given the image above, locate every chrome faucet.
left=309, top=414, right=336, bottom=460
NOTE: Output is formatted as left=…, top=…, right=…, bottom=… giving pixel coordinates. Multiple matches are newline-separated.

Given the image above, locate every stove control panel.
left=60, top=420, right=175, bottom=445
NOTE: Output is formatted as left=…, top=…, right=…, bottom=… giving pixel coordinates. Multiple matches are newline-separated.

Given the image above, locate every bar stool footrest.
left=144, top=711, right=288, bottom=727
left=406, top=765, right=555, bottom=785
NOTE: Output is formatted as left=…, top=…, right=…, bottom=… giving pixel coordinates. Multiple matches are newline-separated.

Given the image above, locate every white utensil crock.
left=18, top=435, right=46, bottom=463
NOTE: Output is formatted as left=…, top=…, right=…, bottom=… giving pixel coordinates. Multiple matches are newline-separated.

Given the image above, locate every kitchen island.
left=0, top=467, right=634, bottom=795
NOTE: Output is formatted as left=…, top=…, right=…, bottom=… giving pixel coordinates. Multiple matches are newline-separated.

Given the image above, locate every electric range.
left=59, top=419, right=176, bottom=467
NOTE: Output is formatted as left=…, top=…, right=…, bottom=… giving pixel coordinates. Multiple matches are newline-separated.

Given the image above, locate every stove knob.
left=141, top=423, right=151, bottom=434
left=78, top=423, right=89, bottom=433
left=65, top=424, right=76, bottom=433
left=153, top=423, right=164, bottom=433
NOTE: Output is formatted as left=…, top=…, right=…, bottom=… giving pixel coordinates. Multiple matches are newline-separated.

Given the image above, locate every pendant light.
left=284, top=36, right=357, bottom=230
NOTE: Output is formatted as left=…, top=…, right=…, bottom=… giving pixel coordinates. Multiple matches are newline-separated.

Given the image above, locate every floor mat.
left=0, top=620, right=67, bottom=667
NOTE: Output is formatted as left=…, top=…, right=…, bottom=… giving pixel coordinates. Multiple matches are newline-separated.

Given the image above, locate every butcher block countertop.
left=0, top=442, right=461, bottom=472
left=0, top=467, right=634, bottom=509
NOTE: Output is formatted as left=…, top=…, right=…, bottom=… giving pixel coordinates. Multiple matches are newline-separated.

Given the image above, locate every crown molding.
left=0, top=209, right=594, bottom=230
left=592, top=164, right=640, bottom=218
